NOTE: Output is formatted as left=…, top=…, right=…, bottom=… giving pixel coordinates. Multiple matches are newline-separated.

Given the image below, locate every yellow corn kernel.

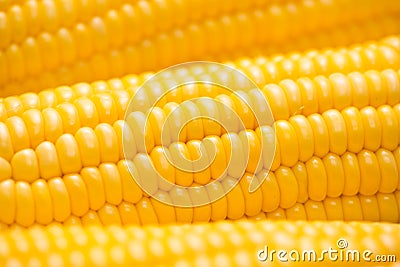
left=239, top=129, right=262, bottom=173
left=285, top=203, right=307, bottom=220
left=207, top=181, right=227, bottom=221
left=0, top=122, right=13, bottom=160
left=275, top=166, right=298, bottom=209
left=74, top=127, right=100, bottom=167
left=80, top=167, right=106, bottom=211
left=377, top=193, right=399, bottom=223
left=19, top=92, right=41, bottom=110
left=323, top=153, right=345, bottom=198
left=95, top=123, right=119, bottom=163
left=308, top=113, right=329, bottom=158
left=48, top=177, right=70, bottom=222
left=266, top=207, right=286, bottom=220
left=258, top=170, right=280, bottom=212
left=329, top=73, right=352, bottom=110
left=133, top=153, right=158, bottom=196
left=360, top=106, right=382, bottom=151
left=0, top=179, right=15, bottom=224
left=15, top=181, right=34, bottom=227
left=306, top=156, right=327, bottom=201
left=377, top=104, right=399, bottom=150
left=136, top=197, right=159, bottom=225
left=187, top=140, right=211, bottom=184
left=291, top=162, right=308, bottom=203
left=81, top=210, right=102, bottom=225
left=222, top=176, right=245, bottom=220
left=21, top=109, right=44, bottom=148
left=323, top=197, right=344, bottom=220
left=35, top=141, right=61, bottom=180
left=6, top=116, right=30, bottom=152
left=55, top=133, right=82, bottom=174
left=99, top=163, right=122, bottom=206
left=365, top=70, right=387, bottom=107
left=382, top=69, right=400, bottom=106
left=262, top=84, right=290, bottom=120
left=342, top=195, right=363, bottom=221
left=168, top=142, right=193, bottom=187
left=91, top=93, right=118, bottom=125
left=341, top=152, right=361, bottom=196
left=0, top=156, right=11, bottom=182
left=289, top=115, right=314, bottom=162
left=63, top=174, right=89, bottom=217
left=118, top=201, right=141, bottom=225
left=126, top=111, right=155, bottom=153
left=275, top=120, right=298, bottom=167
left=151, top=190, right=177, bottom=224
left=63, top=215, right=81, bottom=226
left=31, top=179, right=52, bottom=225
left=11, top=148, right=39, bottom=182
left=341, top=107, right=364, bottom=153
left=117, top=160, right=143, bottom=204
left=280, top=79, right=302, bottom=115
left=42, top=108, right=63, bottom=143
left=4, top=96, right=24, bottom=118
left=56, top=102, right=81, bottom=134
left=255, top=126, right=279, bottom=171
left=358, top=150, right=380, bottom=196
left=73, top=97, right=99, bottom=128
left=297, top=77, right=318, bottom=115
left=359, top=195, right=380, bottom=222
left=54, top=86, right=76, bottom=103
left=98, top=204, right=122, bottom=225
left=376, top=148, right=399, bottom=193
left=322, top=109, right=347, bottom=155
left=304, top=200, right=327, bottom=220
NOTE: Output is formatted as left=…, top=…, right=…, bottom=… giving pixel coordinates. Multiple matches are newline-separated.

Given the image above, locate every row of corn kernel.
left=273, top=104, right=400, bottom=166
left=1, top=52, right=399, bottom=121
left=2, top=139, right=400, bottom=226
left=0, top=0, right=395, bottom=54
left=0, top=65, right=400, bottom=123
left=232, top=43, right=400, bottom=86
left=1, top=219, right=400, bottom=267
left=247, top=191, right=400, bottom=223
left=1, top=164, right=399, bottom=227
left=0, top=1, right=298, bottom=85
left=148, top=93, right=400, bottom=163
left=2, top=10, right=400, bottom=95
left=1, top=31, right=400, bottom=101
left=0, top=0, right=277, bottom=49
left=264, top=70, right=400, bottom=119
left=28, top=191, right=400, bottom=226
left=0, top=0, right=130, bottom=47
left=2, top=98, right=400, bottom=183
left=0, top=159, right=143, bottom=226
left=0, top=121, right=131, bottom=180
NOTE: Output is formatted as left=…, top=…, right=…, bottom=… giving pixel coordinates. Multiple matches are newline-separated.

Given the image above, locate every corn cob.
left=1, top=62, right=400, bottom=226
left=1, top=69, right=400, bottom=162
left=1, top=32, right=400, bottom=99
left=1, top=1, right=400, bottom=266
left=2, top=148, right=400, bottom=227
left=0, top=220, right=399, bottom=266
left=1, top=4, right=400, bottom=95
left=1, top=55, right=400, bottom=121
